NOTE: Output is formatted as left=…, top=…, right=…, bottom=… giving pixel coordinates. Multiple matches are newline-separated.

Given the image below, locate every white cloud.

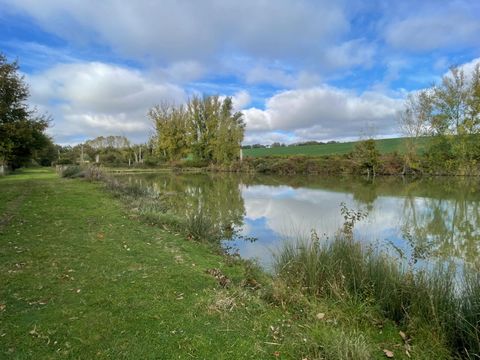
left=152, top=61, right=206, bottom=84
left=3, top=0, right=349, bottom=62
left=246, top=66, right=297, bottom=88
left=456, top=57, right=480, bottom=78
left=245, top=66, right=323, bottom=89
left=322, top=39, right=376, bottom=69
left=244, top=131, right=298, bottom=146
left=385, top=5, right=480, bottom=51
left=231, top=91, right=251, bottom=111
left=27, top=62, right=186, bottom=144
left=242, top=86, right=403, bottom=141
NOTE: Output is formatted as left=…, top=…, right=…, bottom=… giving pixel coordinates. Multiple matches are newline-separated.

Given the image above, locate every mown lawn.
left=0, top=169, right=448, bottom=359
left=243, top=137, right=430, bottom=158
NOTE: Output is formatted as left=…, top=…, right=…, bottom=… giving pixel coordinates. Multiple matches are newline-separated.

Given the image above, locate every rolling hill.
left=243, top=137, right=429, bottom=158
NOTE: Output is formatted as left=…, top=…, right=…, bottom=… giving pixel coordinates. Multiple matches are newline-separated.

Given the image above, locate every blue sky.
left=1, top=0, right=479, bottom=145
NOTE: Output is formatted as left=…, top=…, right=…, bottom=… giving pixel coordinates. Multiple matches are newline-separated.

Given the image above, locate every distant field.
left=243, top=137, right=429, bottom=158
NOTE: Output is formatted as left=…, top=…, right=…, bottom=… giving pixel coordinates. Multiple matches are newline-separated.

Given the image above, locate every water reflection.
left=120, top=172, right=480, bottom=269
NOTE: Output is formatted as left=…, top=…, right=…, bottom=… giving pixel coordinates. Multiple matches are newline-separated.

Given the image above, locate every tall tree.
left=150, top=96, right=245, bottom=164
left=0, top=53, right=50, bottom=169
left=400, top=64, right=480, bottom=174
left=398, top=90, right=432, bottom=173
left=187, top=95, right=244, bottom=164
left=149, top=103, right=189, bottom=161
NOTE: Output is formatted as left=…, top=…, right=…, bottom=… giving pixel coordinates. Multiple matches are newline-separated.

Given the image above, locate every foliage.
left=34, top=138, right=59, bottom=166
left=150, top=96, right=245, bottom=165
left=0, top=53, right=51, bottom=169
left=56, top=136, right=154, bottom=167
left=402, top=64, right=480, bottom=174
left=351, top=138, right=380, bottom=176
left=149, top=104, right=189, bottom=161
left=398, top=91, right=432, bottom=173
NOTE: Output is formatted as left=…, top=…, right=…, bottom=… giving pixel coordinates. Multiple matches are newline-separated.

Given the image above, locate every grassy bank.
left=1, top=168, right=455, bottom=359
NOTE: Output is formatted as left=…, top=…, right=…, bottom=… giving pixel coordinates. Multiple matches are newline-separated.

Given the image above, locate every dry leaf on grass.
left=383, top=349, right=394, bottom=358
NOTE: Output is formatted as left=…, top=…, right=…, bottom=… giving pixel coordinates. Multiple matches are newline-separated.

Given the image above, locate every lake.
left=118, top=172, right=480, bottom=270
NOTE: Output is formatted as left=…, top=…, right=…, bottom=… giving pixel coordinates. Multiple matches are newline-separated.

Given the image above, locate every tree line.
left=2, top=50, right=479, bottom=175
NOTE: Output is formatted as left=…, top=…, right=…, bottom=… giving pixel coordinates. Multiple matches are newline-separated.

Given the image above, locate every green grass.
left=275, top=234, right=480, bottom=358
left=244, top=137, right=429, bottom=158
left=0, top=168, right=452, bottom=359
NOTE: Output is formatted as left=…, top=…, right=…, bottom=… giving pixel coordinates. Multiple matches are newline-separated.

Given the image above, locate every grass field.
left=0, top=169, right=451, bottom=359
left=243, top=137, right=429, bottom=158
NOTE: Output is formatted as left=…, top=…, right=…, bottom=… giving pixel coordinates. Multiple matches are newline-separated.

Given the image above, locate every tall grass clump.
left=456, top=268, right=480, bottom=357
left=274, top=202, right=479, bottom=358
left=104, top=176, right=152, bottom=198
left=101, top=174, right=219, bottom=244
left=84, top=166, right=105, bottom=181
left=59, top=165, right=85, bottom=178
left=185, top=208, right=219, bottom=243
left=274, top=231, right=480, bottom=357
left=312, top=328, right=372, bottom=360
left=275, top=234, right=411, bottom=321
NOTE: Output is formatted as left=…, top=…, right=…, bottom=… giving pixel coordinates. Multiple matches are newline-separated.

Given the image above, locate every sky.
left=1, top=0, right=479, bottom=145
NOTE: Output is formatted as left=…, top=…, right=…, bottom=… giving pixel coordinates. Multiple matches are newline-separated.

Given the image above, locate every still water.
left=120, top=172, right=480, bottom=269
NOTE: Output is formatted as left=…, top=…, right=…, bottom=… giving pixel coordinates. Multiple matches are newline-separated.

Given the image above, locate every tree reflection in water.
left=120, top=172, right=480, bottom=266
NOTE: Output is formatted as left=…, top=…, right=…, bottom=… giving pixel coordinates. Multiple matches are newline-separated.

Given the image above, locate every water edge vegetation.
left=55, top=165, right=480, bottom=358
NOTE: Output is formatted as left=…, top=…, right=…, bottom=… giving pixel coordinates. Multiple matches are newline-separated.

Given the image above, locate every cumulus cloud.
left=244, top=131, right=298, bottom=146
left=385, top=4, right=480, bottom=51
left=231, top=91, right=251, bottom=111
left=242, top=86, right=403, bottom=142
left=456, top=57, right=480, bottom=78
left=27, top=62, right=185, bottom=144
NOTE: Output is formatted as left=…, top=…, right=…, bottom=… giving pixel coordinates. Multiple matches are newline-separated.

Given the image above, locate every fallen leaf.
left=0, top=304, right=6, bottom=311
left=29, top=326, right=38, bottom=336
left=383, top=349, right=394, bottom=358
left=399, top=331, right=407, bottom=341
left=316, top=312, right=325, bottom=320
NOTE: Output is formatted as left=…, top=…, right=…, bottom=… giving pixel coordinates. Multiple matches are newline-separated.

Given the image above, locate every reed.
left=274, top=233, right=480, bottom=357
